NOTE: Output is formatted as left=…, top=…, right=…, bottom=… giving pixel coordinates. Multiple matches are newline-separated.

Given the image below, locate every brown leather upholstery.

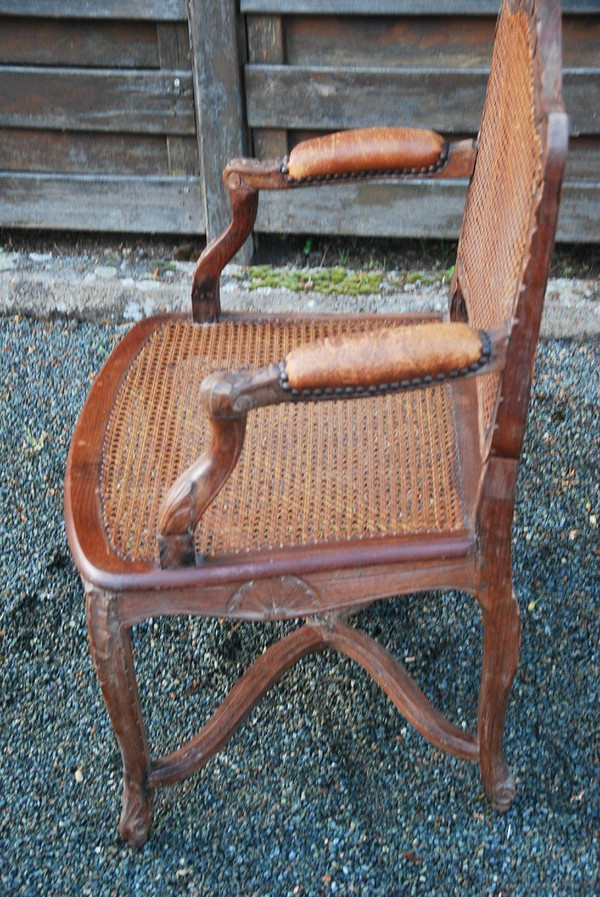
left=285, top=322, right=484, bottom=390
left=286, top=127, right=445, bottom=180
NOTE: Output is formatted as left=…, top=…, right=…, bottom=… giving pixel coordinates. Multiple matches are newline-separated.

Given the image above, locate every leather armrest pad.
left=286, top=127, right=445, bottom=180
left=285, top=323, right=483, bottom=390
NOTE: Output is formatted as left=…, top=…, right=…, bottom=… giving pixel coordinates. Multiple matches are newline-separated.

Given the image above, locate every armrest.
left=192, top=132, right=476, bottom=322
left=157, top=322, right=506, bottom=567
left=285, top=127, right=446, bottom=180
left=284, top=322, right=487, bottom=393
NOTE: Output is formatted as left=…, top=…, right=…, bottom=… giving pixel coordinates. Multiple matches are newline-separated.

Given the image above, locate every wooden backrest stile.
left=453, top=0, right=567, bottom=464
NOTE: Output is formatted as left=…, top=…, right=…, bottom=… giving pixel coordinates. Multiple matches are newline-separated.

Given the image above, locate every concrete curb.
left=1, top=250, right=598, bottom=338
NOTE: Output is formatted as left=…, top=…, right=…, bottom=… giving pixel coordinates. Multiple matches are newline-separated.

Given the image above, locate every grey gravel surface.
left=0, top=316, right=598, bottom=896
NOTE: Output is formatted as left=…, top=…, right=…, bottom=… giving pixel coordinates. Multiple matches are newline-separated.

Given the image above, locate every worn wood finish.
left=284, top=14, right=600, bottom=69
left=0, top=130, right=199, bottom=176
left=0, top=4, right=201, bottom=235
left=1, top=1, right=597, bottom=238
left=0, top=18, right=161, bottom=68
left=247, top=15, right=288, bottom=160
left=0, top=67, right=195, bottom=134
left=321, top=618, right=478, bottom=761
left=0, top=0, right=187, bottom=18
left=86, top=587, right=154, bottom=847
left=246, top=65, right=596, bottom=137
left=149, top=615, right=478, bottom=792
left=475, top=456, right=521, bottom=811
left=187, top=0, right=249, bottom=255
left=117, top=554, right=478, bottom=627
left=0, top=174, right=203, bottom=233
left=247, top=66, right=486, bottom=134
left=149, top=624, right=329, bottom=788
left=191, top=188, right=259, bottom=321
left=65, top=0, right=568, bottom=845
left=284, top=15, right=497, bottom=69
left=243, top=2, right=599, bottom=241
left=242, top=0, right=596, bottom=11
left=257, top=180, right=469, bottom=238
left=255, top=180, right=594, bottom=242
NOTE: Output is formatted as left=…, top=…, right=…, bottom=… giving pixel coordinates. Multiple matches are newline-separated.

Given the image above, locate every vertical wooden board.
left=247, top=15, right=288, bottom=159
left=188, top=0, right=249, bottom=251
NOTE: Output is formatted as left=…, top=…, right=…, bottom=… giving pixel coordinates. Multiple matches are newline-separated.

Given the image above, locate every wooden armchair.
left=65, top=0, right=568, bottom=847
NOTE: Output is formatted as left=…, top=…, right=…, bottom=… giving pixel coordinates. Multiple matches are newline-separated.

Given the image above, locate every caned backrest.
left=453, top=0, right=567, bottom=458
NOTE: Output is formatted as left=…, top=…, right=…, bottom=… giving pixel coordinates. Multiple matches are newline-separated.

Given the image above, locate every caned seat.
left=65, top=0, right=568, bottom=847
left=100, top=316, right=470, bottom=565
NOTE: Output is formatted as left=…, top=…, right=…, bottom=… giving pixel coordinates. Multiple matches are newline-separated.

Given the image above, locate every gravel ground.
left=0, top=316, right=598, bottom=896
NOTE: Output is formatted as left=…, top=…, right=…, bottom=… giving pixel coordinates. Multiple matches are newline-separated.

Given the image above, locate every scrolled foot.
left=483, top=760, right=516, bottom=814
left=119, top=777, right=154, bottom=848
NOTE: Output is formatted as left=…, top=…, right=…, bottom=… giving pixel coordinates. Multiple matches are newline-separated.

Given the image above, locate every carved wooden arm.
left=157, top=321, right=506, bottom=568
left=192, top=128, right=477, bottom=322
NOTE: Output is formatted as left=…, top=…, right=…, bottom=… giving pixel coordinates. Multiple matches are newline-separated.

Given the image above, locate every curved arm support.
left=192, top=180, right=259, bottom=323
left=157, top=415, right=247, bottom=568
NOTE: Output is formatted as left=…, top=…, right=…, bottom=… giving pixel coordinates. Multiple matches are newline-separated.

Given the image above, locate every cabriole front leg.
left=478, top=587, right=521, bottom=811
left=475, top=455, right=521, bottom=812
left=85, top=586, right=154, bottom=847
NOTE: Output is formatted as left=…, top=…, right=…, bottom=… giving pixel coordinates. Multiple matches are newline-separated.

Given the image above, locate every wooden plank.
left=0, top=173, right=204, bottom=233
left=0, top=1, right=187, bottom=20
left=0, top=18, right=160, bottom=68
left=285, top=14, right=600, bottom=70
left=564, top=137, right=600, bottom=182
left=188, top=0, right=249, bottom=253
left=246, top=66, right=600, bottom=136
left=247, top=65, right=488, bottom=133
left=247, top=15, right=288, bottom=159
left=0, top=67, right=195, bottom=134
left=555, top=183, right=600, bottom=244
left=256, top=179, right=470, bottom=238
left=254, top=179, right=600, bottom=243
left=563, top=71, right=600, bottom=137
left=0, top=129, right=201, bottom=176
left=286, top=16, right=494, bottom=69
left=166, top=137, right=201, bottom=177
left=242, top=1, right=599, bottom=15
left=562, top=16, right=600, bottom=68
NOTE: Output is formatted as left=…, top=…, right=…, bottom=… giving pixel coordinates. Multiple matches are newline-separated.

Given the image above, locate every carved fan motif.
left=227, top=576, right=321, bottom=619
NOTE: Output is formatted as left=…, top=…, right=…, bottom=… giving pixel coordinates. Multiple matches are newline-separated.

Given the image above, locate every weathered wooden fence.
left=0, top=1, right=598, bottom=242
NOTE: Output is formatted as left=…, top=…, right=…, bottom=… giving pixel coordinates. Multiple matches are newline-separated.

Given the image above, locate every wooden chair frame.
left=65, top=0, right=568, bottom=847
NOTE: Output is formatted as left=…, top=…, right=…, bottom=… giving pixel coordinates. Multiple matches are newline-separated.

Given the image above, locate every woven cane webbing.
left=100, top=319, right=467, bottom=563
left=457, top=6, right=543, bottom=439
